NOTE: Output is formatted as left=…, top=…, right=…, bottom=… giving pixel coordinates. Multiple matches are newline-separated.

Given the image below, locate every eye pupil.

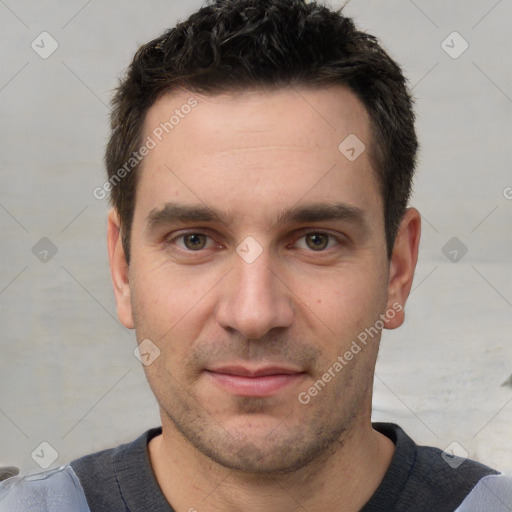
left=306, top=233, right=328, bottom=250
left=184, top=234, right=206, bottom=250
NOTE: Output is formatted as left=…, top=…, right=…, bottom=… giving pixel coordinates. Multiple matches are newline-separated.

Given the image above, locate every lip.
left=205, top=365, right=306, bottom=396
left=208, top=365, right=303, bottom=377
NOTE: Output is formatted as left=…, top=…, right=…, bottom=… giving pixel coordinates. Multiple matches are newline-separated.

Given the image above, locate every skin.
left=108, top=86, right=421, bottom=512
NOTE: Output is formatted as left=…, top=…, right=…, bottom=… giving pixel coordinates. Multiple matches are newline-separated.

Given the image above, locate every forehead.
left=135, top=86, right=382, bottom=230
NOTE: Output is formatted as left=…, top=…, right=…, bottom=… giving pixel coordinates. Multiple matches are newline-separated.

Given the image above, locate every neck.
left=148, top=415, right=394, bottom=512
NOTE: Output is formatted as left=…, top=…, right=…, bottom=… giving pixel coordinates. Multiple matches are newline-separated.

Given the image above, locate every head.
left=107, top=0, right=420, bottom=474
left=106, top=0, right=417, bottom=263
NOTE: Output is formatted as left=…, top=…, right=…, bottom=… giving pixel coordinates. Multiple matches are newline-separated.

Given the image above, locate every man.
left=1, top=0, right=511, bottom=510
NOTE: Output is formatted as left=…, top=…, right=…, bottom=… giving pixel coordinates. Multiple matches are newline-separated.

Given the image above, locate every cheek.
left=129, top=256, right=219, bottom=344
left=293, top=263, right=387, bottom=341
left=129, top=259, right=180, bottom=338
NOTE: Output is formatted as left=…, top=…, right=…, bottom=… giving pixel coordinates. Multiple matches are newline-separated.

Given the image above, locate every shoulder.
left=407, top=449, right=512, bottom=512
left=0, top=465, right=90, bottom=512
left=370, top=423, right=503, bottom=512
left=70, top=427, right=161, bottom=477
left=68, top=442, right=121, bottom=509
left=69, top=427, right=163, bottom=511
left=0, top=428, right=162, bottom=512
left=454, top=474, right=512, bottom=511
left=411, top=442, right=498, bottom=502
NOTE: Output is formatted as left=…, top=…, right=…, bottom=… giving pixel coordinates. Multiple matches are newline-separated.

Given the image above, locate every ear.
left=384, top=207, right=421, bottom=330
left=107, top=209, right=134, bottom=329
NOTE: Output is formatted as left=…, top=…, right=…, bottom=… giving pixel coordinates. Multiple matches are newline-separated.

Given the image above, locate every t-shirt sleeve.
left=454, top=475, right=512, bottom=511
left=0, top=465, right=90, bottom=512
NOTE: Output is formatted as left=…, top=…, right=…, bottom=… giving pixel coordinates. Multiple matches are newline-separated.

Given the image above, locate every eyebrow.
left=272, top=202, right=368, bottom=232
left=146, top=203, right=232, bottom=230
left=145, top=201, right=369, bottom=233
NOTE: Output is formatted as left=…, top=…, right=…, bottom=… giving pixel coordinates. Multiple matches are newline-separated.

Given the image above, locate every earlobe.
left=107, top=209, right=135, bottom=329
left=384, top=207, right=421, bottom=330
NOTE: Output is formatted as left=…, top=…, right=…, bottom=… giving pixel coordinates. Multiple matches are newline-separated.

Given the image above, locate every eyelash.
left=165, top=230, right=344, bottom=255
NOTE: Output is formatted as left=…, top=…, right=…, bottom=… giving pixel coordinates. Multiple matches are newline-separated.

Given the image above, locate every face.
left=109, top=86, right=415, bottom=473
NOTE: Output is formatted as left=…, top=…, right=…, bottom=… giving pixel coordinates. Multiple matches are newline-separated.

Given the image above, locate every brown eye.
left=305, top=233, right=330, bottom=250
left=183, top=233, right=208, bottom=250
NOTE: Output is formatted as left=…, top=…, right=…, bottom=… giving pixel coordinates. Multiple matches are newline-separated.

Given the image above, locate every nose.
left=215, top=249, right=294, bottom=339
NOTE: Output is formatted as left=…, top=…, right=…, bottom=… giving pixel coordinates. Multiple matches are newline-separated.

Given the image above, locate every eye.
left=173, top=232, right=213, bottom=251
left=295, top=232, right=340, bottom=251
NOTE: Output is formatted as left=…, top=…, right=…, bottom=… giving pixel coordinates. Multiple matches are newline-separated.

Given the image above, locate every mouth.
left=205, top=365, right=306, bottom=397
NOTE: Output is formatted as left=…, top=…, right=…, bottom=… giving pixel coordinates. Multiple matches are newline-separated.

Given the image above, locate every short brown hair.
left=105, top=0, right=418, bottom=262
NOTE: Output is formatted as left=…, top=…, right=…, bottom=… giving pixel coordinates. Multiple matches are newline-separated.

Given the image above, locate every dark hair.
left=105, top=0, right=417, bottom=262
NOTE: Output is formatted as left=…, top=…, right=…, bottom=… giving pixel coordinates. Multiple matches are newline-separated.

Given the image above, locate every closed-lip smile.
left=207, top=365, right=304, bottom=377
left=205, top=364, right=306, bottom=396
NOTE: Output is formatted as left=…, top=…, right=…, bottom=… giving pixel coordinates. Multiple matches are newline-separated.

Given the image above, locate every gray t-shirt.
left=2, top=423, right=511, bottom=511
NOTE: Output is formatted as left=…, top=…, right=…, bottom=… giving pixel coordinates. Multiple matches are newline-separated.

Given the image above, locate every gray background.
left=1, top=0, right=511, bottom=475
